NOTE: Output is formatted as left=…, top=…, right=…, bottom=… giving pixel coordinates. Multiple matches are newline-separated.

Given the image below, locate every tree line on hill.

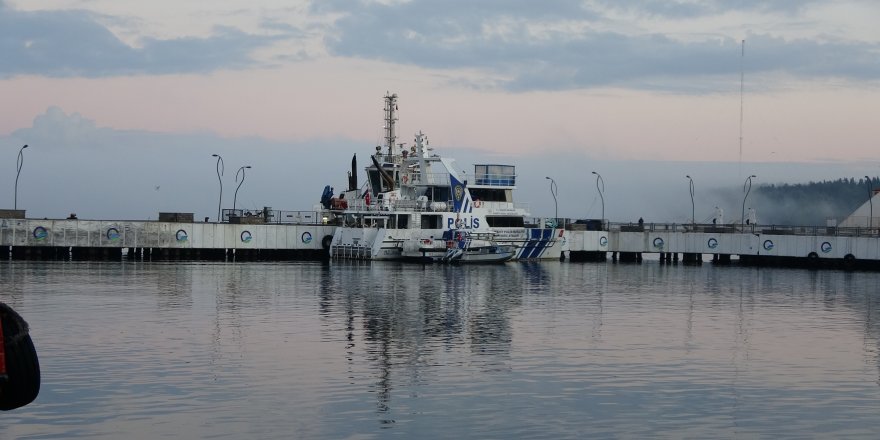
left=750, top=177, right=877, bottom=226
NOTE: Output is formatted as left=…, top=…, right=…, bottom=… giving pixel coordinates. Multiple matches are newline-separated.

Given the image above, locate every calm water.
left=2, top=260, right=880, bottom=439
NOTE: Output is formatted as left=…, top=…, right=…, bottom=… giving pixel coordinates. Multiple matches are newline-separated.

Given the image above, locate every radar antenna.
left=384, top=92, right=398, bottom=159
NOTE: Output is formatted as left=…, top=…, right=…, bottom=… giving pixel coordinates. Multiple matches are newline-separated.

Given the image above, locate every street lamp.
left=14, top=144, right=28, bottom=210
left=866, top=176, right=873, bottom=229
left=212, top=154, right=224, bottom=222
left=741, top=174, right=756, bottom=227
left=545, top=176, right=558, bottom=228
left=686, top=175, right=695, bottom=225
left=592, top=171, right=605, bottom=228
left=233, top=165, right=252, bottom=213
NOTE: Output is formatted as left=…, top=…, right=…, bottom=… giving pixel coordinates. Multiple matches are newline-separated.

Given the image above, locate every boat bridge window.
left=486, top=216, right=524, bottom=227
left=469, top=188, right=510, bottom=202
left=382, top=214, right=410, bottom=229
left=474, top=164, right=516, bottom=186
left=427, top=187, right=451, bottom=203
left=365, top=217, right=386, bottom=228
left=421, top=214, right=442, bottom=229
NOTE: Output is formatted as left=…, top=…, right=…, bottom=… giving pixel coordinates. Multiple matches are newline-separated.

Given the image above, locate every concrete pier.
left=564, top=222, right=880, bottom=270
left=1, top=218, right=335, bottom=261
left=3, top=216, right=880, bottom=270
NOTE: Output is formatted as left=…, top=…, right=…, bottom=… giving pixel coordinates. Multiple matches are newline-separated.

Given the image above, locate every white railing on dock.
left=223, top=209, right=325, bottom=225
left=559, top=220, right=880, bottom=238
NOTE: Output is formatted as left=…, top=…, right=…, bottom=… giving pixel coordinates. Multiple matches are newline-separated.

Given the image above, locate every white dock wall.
left=0, top=219, right=334, bottom=251
left=566, top=229, right=880, bottom=260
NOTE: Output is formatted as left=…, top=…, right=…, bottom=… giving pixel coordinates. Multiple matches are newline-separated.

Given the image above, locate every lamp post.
left=592, top=171, right=605, bottom=229
left=741, top=174, right=756, bottom=228
left=866, top=176, right=873, bottom=229
left=545, top=176, right=558, bottom=228
left=233, top=165, right=252, bottom=213
left=686, top=175, right=695, bottom=225
left=212, top=154, right=224, bottom=222
left=14, top=144, right=28, bottom=210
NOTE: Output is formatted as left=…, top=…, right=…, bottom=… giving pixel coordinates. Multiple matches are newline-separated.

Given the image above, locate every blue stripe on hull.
left=519, top=228, right=540, bottom=259
left=519, top=228, right=553, bottom=259
left=529, top=229, right=552, bottom=259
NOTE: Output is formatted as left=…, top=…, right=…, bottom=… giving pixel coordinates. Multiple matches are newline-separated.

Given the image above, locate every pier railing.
left=560, top=220, right=879, bottom=237
left=223, top=209, right=325, bottom=225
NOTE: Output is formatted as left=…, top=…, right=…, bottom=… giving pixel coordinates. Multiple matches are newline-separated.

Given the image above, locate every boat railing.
left=404, top=171, right=451, bottom=186
left=392, top=199, right=423, bottom=211
left=524, top=217, right=569, bottom=229
left=272, top=210, right=326, bottom=224
left=473, top=173, right=517, bottom=186
left=480, top=201, right=529, bottom=214
left=350, top=198, right=455, bottom=213
left=346, top=199, right=370, bottom=211
left=465, top=231, right=498, bottom=241
left=223, top=208, right=327, bottom=225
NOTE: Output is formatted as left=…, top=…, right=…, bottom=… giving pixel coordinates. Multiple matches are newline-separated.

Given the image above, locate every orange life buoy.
left=473, top=200, right=482, bottom=208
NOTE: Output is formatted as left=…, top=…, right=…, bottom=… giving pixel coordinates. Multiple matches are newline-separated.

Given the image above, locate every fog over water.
left=2, top=108, right=876, bottom=224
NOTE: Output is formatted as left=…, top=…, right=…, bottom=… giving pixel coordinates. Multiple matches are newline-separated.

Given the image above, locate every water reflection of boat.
left=324, top=93, right=561, bottom=261
left=401, top=230, right=515, bottom=264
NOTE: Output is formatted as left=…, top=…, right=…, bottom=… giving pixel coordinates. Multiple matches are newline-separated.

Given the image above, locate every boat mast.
left=384, top=92, right=398, bottom=160
left=738, top=39, right=744, bottom=179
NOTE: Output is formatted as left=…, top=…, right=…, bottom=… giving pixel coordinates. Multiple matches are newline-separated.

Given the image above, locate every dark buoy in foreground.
left=1, top=303, right=40, bottom=411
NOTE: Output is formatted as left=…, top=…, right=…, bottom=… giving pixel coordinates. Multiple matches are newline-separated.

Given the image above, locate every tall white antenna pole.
left=384, top=92, right=398, bottom=158
left=738, top=39, right=745, bottom=178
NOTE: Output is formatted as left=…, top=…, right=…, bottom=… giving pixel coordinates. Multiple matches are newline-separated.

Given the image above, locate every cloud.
left=594, top=0, right=824, bottom=18
left=0, top=5, right=283, bottom=78
left=317, top=0, right=880, bottom=92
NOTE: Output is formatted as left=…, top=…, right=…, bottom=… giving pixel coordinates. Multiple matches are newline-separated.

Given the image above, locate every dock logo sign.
left=821, top=242, right=832, bottom=253
left=241, top=231, right=253, bottom=243
left=106, top=227, right=120, bottom=241
left=763, top=240, right=774, bottom=251
left=301, top=231, right=313, bottom=244
left=33, top=226, right=48, bottom=241
left=176, top=229, right=188, bottom=242
left=707, top=238, right=718, bottom=249
left=653, top=237, right=664, bottom=250
left=599, top=236, right=608, bottom=247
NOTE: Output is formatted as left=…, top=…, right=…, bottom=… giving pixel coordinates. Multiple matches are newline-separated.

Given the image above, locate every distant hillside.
left=752, top=177, right=877, bottom=226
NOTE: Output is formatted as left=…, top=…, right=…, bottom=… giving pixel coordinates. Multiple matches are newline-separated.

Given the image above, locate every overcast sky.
left=1, top=0, right=878, bottom=222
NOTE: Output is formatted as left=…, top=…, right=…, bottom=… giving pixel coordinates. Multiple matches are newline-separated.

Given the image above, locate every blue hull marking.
left=520, top=228, right=553, bottom=259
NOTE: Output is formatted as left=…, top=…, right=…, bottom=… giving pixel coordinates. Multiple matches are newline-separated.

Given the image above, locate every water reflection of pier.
left=311, top=261, right=880, bottom=425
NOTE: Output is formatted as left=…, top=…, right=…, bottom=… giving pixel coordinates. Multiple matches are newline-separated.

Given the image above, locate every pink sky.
left=2, top=1, right=879, bottom=164
left=2, top=1, right=880, bottom=220
left=2, top=62, right=877, bottom=163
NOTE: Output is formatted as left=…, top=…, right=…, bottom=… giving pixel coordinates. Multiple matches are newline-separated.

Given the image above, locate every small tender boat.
left=401, top=230, right=515, bottom=264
